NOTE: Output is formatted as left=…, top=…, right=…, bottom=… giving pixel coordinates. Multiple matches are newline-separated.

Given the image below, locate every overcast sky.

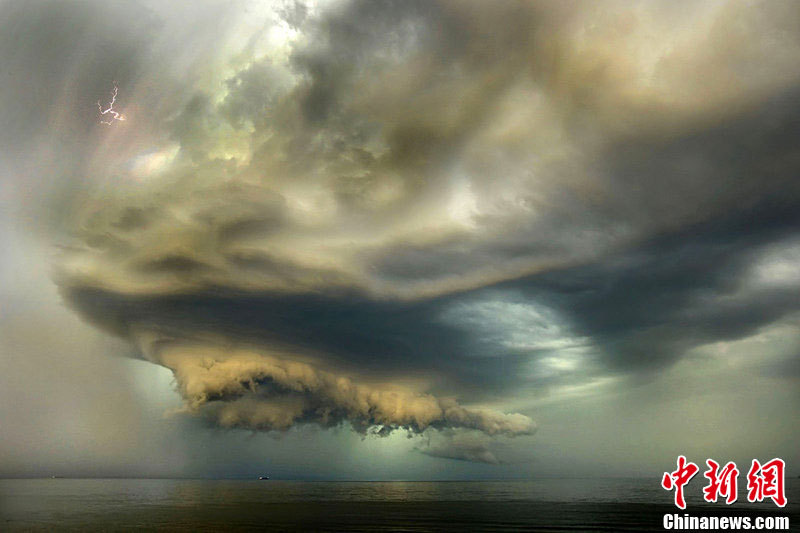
left=1, top=0, right=799, bottom=480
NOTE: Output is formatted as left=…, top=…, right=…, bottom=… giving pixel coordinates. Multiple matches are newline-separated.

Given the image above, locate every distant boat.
left=258, top=475, right=270, bottom=480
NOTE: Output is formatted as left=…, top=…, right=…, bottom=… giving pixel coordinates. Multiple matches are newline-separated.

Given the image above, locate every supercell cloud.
left=22, top=0, right=800, bottom=463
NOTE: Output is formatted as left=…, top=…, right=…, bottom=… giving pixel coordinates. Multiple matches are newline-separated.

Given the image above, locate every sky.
left=1, top=0, right=799, bottom=480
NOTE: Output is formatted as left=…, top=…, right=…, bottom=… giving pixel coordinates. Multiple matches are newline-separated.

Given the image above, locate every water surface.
left=2, top=478, right=797, bottom=531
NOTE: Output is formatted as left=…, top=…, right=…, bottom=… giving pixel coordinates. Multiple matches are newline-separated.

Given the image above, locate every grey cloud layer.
left=40, top=0, right=800, bottom=460
left=58, top=0, right=800, bottom=296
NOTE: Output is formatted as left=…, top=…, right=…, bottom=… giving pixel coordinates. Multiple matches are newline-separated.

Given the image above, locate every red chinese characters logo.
left=662, top=455, right=699, bottom=509
left=703, top=459, right=738, bottom=504
left=747, top=458, right=787, bottom=507
left=663, top=457, right=787, bottom=509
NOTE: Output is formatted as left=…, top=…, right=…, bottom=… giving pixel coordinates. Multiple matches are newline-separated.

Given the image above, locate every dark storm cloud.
left=40, top=0, right=800, bottom=461
left=494, top=207, right=800, bottom=374
left=492, top=88, right=800, bottom=374
left=364, top=82, right=800, bottom=288
left=62, top=285, right=532, bottom=394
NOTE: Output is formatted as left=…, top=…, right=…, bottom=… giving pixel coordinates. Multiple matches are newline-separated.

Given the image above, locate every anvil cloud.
left=2, top=0, right=800, bottom=469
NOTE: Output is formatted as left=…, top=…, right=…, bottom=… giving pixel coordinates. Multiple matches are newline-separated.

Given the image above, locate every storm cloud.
left=3, top=0, right=798, bottom=467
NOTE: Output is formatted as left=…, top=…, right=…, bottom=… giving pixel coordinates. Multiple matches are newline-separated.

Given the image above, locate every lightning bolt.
left=97, top=84, right=126, bottom=125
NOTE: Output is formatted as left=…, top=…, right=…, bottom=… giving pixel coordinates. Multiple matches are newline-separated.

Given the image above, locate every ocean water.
left=1, top=478, right=798, bottom=531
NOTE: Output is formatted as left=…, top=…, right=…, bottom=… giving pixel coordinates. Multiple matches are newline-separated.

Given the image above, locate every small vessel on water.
left=258, top=475, right=270, bottom=480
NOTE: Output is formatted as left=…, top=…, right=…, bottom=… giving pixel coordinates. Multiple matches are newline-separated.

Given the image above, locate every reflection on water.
left=1, top=478, right=798, bottom=531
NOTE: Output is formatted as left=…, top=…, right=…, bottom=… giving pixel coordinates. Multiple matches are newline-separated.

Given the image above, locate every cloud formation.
left=136, top=334, right=534, bottom=437
left=36, top=0, right=800, bottom=462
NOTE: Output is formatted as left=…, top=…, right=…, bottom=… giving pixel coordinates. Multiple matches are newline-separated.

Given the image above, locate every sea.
left=1, top=478, right=798, bottom=531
